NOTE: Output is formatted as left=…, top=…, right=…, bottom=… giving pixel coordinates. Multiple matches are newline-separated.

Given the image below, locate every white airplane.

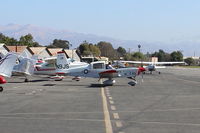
left=56, top=51, right=141, bottom=86
left=115, top=60, right=185, bottom=74
left=34, top=55, right=88, bottom=80
left=0, top=52, right=18, bottom=92
left=12, top=56, right=37, bottom=82
left=34, top=57, right=57, bottom=76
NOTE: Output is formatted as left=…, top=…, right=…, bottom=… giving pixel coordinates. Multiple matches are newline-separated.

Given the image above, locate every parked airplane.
left=12, top=56, right=37, bottom=82
left=34, top=56, right=88, bottom=80
left=56, top=51, right=141, bottom=86
left=34, top=57, right=57, bottom=76
left=114, top=60, right=185, bottom=74
left=0, top=52, right=18, bottom=92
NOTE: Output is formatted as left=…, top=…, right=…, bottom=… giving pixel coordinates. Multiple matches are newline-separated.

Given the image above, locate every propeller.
left=138, top=66, right=146, bottom=82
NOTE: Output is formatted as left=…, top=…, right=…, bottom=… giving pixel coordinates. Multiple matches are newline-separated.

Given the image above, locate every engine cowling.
left=148, top=65, right=156, bottom=71
left=0, top=76, right=6, bottom=84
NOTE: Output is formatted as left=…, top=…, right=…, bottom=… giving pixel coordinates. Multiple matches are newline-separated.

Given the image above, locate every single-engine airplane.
left=114, top=60, right=185, bottom=74
left=0, top=52, right=18, bottom=92
left=56, top=51, right=143, bottom=86
left=34, top=57, right=57, bottom=76
left=34, top=56, right=88, bottom=80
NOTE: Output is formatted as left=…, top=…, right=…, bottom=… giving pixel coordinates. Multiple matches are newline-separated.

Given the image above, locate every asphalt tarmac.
left=0, top=67, right=200, bottom=133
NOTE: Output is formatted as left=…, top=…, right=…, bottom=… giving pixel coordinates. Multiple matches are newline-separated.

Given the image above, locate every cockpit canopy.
left=90, top=61, right=106, bottom=69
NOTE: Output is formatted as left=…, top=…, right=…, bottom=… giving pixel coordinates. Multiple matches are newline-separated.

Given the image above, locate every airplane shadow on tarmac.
left=8, top=79, right=50, bottom=83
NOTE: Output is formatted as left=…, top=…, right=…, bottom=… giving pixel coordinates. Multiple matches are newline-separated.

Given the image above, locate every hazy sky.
left=1, top=0, right=200, bottom=43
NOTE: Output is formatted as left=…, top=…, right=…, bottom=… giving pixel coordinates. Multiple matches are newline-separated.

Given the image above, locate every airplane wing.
left=154, top=66, right=166, bottom=69
left=152, top=62, right=185, bottom=65
left=120, top=61, right=185, bottom=65
left=0, top=52, right=18, bottom=77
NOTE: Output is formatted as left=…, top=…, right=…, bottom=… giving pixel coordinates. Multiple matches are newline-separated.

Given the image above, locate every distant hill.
left=0, top=24, right=199, bottom=56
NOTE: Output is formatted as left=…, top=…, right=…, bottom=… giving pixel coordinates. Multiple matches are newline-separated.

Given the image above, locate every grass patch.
left=179, top=66, right=200, bottom=68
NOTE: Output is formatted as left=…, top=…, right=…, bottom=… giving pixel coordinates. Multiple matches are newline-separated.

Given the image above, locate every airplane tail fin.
left=56, top=51, right=70, bottom=74
left=0, top=52, right=18, bottom=77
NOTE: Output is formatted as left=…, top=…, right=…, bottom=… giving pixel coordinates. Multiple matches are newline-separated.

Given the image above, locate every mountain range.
left=0, top=24, right=199, bottom=56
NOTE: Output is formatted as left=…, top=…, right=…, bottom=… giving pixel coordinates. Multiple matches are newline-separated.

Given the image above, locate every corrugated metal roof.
left=29, top=47, right=46, bottom=54
left=48, top=48, right=63, bottom=56
left=64, top=49, right=80, bottom=61
left=6, top=46, right=28, bottom=53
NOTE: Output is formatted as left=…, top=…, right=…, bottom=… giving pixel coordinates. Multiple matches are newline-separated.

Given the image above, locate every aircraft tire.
left=55, top=79, right=63, bottom=81
left=159, top=72, right=161, bottom=74
left=0, top=86, right=3, bottom=92
left=24, top=79, right=29, bottom=82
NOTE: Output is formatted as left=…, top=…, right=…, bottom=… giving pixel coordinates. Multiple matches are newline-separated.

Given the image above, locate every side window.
left=93, top=63, right=105, bottom=69
left=45, top=63, right=55, bottom=67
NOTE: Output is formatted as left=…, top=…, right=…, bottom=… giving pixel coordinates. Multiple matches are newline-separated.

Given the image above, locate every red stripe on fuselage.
left=99, top=70, right=117, bottom=74
left=35, top=67, right=55, bottom=71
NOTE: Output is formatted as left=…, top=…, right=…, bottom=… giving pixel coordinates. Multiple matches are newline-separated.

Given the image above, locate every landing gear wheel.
left=55, top=78, right=63, bottom=81
left=158, top=72, right=161, bottom=74
left=0, top=86, right=3, bottom=92
left=24, top=78, right=29, bottom=82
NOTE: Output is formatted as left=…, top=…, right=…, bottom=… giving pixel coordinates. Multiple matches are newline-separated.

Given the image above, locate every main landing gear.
left=0, top=86, right=3, bottom=92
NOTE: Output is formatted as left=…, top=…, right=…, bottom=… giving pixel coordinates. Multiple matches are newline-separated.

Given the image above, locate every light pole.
left=138, top=44, right=141, bottom=53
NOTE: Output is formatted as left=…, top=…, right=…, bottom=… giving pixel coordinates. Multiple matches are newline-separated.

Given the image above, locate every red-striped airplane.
left=56, top=51, right=143, bottom=86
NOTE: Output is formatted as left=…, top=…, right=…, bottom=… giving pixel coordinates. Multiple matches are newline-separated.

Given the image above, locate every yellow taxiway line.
left=101, top=86, right=113, bottom=133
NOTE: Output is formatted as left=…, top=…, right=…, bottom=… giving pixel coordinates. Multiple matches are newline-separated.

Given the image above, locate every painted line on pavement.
left=109, top=100, right=114, bottom=104
left=111, top=105, right=116, bottom=111
left=113, top=113, right=120, bottom=119
left=116, top=121, right=123, bottom=127
left=101, top=87, right=113, bottom=133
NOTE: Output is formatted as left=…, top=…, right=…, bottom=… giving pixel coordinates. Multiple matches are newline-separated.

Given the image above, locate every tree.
left=48, top=39, right=71, bottom=49
left=170, top=51, right=183, bottom=61
left=184, top=57, right=195, bottom=66
left=124, top=53, right=133, bottom=61
left=78, top=41, right=100, bottom=56
left=0, top=33, right=18, bottom=45
left=89, top=44, right=101, bottom=56
left=19, top=33, right=41, bottom=47
left=132, top=52, right=145, bottom=60
left=151, top=49, right=170, bottom=61
left=117, top=46, right=126, bottom=57
left=97, top=41, right=118, bottom=59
